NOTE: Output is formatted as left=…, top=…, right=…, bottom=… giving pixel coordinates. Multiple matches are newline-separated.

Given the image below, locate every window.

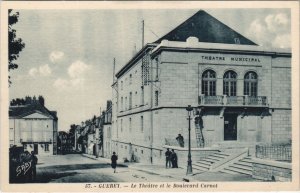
left=121, top=97, right=123, bottom=111
left=155, top=91, right=159, bottom=106
left=129, top=118, right=132, bottom=132
left=121, top=119, right=123, bottom=132
left=129, top=92, right=132, bottom=109
left=141, top=116, right=144, bottom=132
left=202, top=70, right=216, bottom=96
left=141, top=86, right=144, bottom=105
left=129, top=74, right=132, bottom=84
left=125, top=97, right=127, bottom=110
left=244, top=71, right=258, bottom=96
left=44, top=144, right=49, bottom=151
left=234, top=38, right=240, bottom=44
left=223, top=71, right=237, bottom=96
left=135, top=92, right=138, bottom=107
left=141, top=149, right=143, bottom=154
left=121, top=81, right=123, bottom=90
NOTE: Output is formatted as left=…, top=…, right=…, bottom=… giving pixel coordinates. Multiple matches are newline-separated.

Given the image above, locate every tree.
left=9, top=9, right=25, bottom=85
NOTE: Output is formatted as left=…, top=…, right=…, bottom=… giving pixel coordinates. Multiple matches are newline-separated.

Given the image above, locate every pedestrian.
left=176, top=134, right=184, bottom=147
left=31, top=151, right=38, bottom=182
left=171, top=149, right=178, bottom=168
left=165, top=148, right=172, bottom=168
left=111, top=152, right=118, bottom=173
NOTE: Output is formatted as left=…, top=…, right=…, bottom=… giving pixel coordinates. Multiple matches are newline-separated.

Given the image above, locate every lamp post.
left=186, top=105, right=193, bottom=175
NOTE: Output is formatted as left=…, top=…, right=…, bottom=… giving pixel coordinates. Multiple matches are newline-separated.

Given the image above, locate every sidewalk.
left=81, top=154, right=259, bottom=182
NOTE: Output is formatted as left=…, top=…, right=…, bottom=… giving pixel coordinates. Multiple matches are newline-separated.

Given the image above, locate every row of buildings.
left=9, top=10, right=291, bottom=166
left=63, top=101, right=112, bottom=158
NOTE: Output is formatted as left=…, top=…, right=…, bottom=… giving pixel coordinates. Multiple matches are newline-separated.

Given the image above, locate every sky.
left=9, top=8, right=291, bottom=131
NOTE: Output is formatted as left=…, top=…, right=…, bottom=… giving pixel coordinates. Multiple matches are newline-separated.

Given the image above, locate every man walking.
left=111, top=152, right=118, bottom=173
left=165, top=148, right=172, bottom=168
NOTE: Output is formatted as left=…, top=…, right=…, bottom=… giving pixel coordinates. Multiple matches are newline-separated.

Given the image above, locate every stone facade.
left=110, top=38, right=291, bottom=164
left=109, top=11, right=291, bottom=164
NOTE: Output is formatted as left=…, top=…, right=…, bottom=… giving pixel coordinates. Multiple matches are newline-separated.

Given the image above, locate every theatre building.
left=110, top=10, right=291, bottom=165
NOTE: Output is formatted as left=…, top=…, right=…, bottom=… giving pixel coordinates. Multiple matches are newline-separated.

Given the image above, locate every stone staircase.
left=221, top=156, right=253, bottom=176
left=192, top=149, right=254, bottom=177
left=193, top=151, right=231, bottom=172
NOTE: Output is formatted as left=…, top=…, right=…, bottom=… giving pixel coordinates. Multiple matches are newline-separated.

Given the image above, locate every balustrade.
left=199, top=95, right=268, bottom=107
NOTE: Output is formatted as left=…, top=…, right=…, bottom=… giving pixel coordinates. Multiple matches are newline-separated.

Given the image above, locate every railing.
left=164, top=138, right=214, bottom=148
left=255, top=144, right=292, bottom=162
left=20, top=138, right=52, bottom=143
left=199, top=95, right=268, bottom=107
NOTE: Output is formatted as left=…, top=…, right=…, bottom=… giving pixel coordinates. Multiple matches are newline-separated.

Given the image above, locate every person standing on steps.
left=176, top=134, right=184, bottom=147
left=111, top=152, right=118, bottom=173
left=165, top=148, right=172, bottom=168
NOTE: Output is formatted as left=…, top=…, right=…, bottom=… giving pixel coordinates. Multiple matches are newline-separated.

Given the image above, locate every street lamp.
left=186, top=105, right=193, bottom=175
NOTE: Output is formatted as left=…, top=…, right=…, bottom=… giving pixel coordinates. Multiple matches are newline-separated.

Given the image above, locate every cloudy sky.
left=9, top=8, right=291, bottom=131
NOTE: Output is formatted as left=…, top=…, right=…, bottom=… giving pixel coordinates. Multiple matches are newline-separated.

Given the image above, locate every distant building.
left=110, top=10, right=291, bottom=164
left=103, top=101, right=112, bottom=158
left=74, top=101, right=112, bottom=158
left=9, top=96, right=58, bottom=155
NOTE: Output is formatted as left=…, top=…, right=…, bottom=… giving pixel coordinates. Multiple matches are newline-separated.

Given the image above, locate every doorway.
left=224, top=114, right=238, bottom=141
left=34, top=144, right=38, bottom=155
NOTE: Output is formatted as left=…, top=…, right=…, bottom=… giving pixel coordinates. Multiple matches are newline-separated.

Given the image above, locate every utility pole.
left=142, top=20, right=144, bottom=48
left=112, top=58, right=116, bottom=83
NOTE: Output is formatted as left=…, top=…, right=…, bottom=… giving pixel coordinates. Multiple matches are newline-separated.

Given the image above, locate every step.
left=220, top=168, right=239, bottom=175
left=193, top=164, right=210, bottom=171
left=230, top=164, right=252, bottom=172
left=193, top=162, right=211, bottom=169
left=214, top=152, right=231, bottom=157
left=196, top=160, right=212, bottom=166
left=207, top=156, right=222, bottom=161
left=240, top=157, right=254, bottom=163
left=235, top=161, right=253, bottom=167
left=209, top=154, right=227, bottom=159
left=224, top=166, right=252, bottom=175
left=202, top=158, right=218, bottom=163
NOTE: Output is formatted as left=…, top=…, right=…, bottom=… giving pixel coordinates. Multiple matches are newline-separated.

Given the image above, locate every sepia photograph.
left=1, top=1, right=299, bottom=192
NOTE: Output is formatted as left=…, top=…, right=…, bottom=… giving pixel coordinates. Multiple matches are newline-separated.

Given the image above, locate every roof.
left=9, top=103, right=58, bottom=120
left=115, top=44, right=156, bottom=78
left=153, top=10, right=257, bottom=45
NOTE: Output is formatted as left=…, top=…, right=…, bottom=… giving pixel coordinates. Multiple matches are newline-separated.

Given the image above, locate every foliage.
left=8, top=9, right=25, bottom=85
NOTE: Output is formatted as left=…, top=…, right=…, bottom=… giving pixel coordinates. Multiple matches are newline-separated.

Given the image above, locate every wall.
left=9, top=117, right=55, bottom=155
left=252, top=158, right=292, bottom=181
left=270, top=57, right=291, bottom=144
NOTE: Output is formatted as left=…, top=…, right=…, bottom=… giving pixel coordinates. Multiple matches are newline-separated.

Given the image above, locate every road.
left=36, top=154, right=175, bottom=183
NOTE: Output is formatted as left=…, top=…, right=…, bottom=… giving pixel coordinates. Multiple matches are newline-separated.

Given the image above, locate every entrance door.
left=224, top=114, right=238, bottom=141
left=34, top=144, right=38, bottom=155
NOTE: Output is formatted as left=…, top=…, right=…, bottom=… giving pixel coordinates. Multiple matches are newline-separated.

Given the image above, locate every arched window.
left=202, top=70, right=216, bottom=96
left=244, top=71, right=258, bottom=96
left=223, top=71, right=237, bottom=96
